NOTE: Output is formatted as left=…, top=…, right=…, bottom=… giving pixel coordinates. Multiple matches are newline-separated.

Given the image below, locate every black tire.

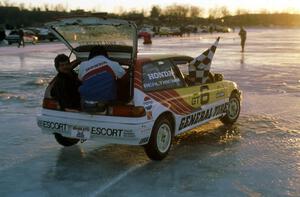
left=54, top=133, right=79, bottom=147
left=220, top=92, right=241, bottom=125
left=144, top=116, right=173, bottom=160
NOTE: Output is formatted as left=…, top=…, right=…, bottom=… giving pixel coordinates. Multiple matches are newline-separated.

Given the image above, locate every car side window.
left=142, top=59, right=184, bottom=91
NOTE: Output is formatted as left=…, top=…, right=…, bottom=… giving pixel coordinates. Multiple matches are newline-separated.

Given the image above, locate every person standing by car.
left=51, top=54, right=81, bottom=111
left=239, top=26, right=247, bottom=52
left=18, top=28, right=25, bottom=48
left=78, top=46, right=126, bottom=112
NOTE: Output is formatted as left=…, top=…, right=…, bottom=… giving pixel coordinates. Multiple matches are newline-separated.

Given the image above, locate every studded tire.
left=144, top=116, right=173, bottom=160
left=54, top=133, right=79, bottom=147
left=220, top=92, right=241, bottom=125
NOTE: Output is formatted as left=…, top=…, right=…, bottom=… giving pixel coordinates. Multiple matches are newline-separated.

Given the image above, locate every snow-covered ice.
left=0, top=28, right=299, bottom=196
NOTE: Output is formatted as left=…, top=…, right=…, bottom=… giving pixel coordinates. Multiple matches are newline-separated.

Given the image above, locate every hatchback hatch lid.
left=46, top=17, right=137, bottom=62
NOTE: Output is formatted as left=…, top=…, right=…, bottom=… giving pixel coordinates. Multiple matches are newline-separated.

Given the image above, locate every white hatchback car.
left=37, top=17, right=241, bottom=160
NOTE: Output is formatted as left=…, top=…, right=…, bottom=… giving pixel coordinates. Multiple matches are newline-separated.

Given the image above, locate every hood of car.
left=46, top=17, right=138, bottom=61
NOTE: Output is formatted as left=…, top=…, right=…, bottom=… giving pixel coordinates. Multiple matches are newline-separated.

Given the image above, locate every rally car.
left=37, top=17, right=241, bottom=160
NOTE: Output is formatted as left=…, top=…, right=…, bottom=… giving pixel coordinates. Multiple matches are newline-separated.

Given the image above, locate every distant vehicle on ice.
left=5, top=29, right=38, bottom=45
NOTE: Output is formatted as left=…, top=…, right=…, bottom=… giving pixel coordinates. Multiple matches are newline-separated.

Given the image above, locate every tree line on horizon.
left=0, top=2, right=300, bottom=28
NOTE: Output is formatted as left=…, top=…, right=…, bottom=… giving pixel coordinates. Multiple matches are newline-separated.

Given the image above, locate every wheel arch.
left=230, top=89, right=241, bottom=100
left=154, top=111, right=176, bottom=135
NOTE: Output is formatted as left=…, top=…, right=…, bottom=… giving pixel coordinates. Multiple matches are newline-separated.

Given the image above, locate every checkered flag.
left=189, top=37, right=220, bottom=84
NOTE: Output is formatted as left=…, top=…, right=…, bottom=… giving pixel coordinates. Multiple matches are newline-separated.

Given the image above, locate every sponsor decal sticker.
left=139, top=137, right=149, bottom=144
left=178, top=103, right=228, bottom=130
left=144, top=96, right=153, bottom=120
left=143, top=96, right=153, bottom=111
left=123, top=129, right=135, bottom=138
left=70, top=126, right=90, bottom=139
left=38, top=120, right=67, bottom=132
left=146, top=111, right=153, bottom=120
left=91, top=127, right=123, bottom=137
left=216, top=91, right=225, bottom=98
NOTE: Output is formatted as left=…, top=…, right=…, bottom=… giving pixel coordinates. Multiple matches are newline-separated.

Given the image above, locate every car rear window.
left=142, top=59, right=184, bottom=91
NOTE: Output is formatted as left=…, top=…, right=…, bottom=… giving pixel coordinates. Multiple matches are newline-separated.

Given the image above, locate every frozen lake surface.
left=0, top=28, right=299, bottom=196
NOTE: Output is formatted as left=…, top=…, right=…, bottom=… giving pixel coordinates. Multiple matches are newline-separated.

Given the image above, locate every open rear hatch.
left=44, top=17, right=139, bottom=113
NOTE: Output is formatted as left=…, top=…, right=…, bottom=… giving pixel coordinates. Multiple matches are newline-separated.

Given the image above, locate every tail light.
left=108, top=105, right=146, bottom=117
left=42, top=98, right=60, bottom=110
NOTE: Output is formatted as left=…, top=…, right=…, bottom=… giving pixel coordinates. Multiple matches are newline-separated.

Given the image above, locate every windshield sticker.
left=147, top=70, right=174, bottom=80
left=144, top=78, right=180, bottom=89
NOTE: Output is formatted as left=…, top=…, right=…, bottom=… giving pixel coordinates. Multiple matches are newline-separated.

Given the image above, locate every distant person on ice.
left=239, top=26, right=247, bottom=52
left=18, top=28, right=25, bottom=48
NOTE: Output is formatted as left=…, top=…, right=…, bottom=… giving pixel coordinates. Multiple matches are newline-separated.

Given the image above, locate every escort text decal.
left=91, top=127, right=123, bottom=137
left=38, top=120, right=67, bottom=132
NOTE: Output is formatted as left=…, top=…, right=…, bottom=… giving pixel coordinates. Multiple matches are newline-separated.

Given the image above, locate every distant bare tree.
left=208, top=7, right=220, bottom=19
left=235, top=8, right=249, bottom=15
left=259, top=9, right=270, bottom=14
left=115, top=6, right=125, bottom=15
left=123, top=9, right=145, bottom=17
left=18, top=3, right=25, bottom=10
left=33, top=6, right=41, bottom=12
left=164, top=4, right=189, bottom=17
left=54, top=4, right=66, bottom=12
left=220, top=6, right=230, bottom=17
left=150, top=5, right=161, bottom=18
left=209, top=6, right=231, bottom=19
left=43, top=4, right=49, bottom=12
left=189, top=6, right=204, bottom=18
left=3, top=0, right=13, bottom=7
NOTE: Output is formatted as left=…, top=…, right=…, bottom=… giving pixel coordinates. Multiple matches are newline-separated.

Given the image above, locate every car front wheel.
left=220, top=92, right=240, bottom=125
left=54, top=133, right=79, bottom=147
left=144, top=116, right=173, bottom=160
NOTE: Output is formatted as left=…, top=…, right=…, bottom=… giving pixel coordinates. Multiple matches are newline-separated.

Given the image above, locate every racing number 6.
left=200, top=85, right=209, bottom=105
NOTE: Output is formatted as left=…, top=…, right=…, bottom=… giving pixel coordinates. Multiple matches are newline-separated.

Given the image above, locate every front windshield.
left=55, top=24, right=134, bottom=49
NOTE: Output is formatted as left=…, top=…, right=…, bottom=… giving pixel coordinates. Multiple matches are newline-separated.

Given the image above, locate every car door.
left=172, top=57, right=225, bottom=113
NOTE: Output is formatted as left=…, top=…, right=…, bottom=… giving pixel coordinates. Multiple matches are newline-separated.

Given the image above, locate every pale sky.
left=7, top=0, right=300, bottom=14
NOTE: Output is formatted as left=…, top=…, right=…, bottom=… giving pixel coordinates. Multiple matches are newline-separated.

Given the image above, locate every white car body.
left=37, top=17, right=241, bottom=160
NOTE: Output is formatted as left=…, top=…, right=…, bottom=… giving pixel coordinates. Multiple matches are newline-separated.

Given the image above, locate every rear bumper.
left=37, top=109, right=153, bottom=145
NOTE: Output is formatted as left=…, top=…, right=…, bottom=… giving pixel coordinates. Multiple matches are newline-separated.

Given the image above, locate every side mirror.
left=214, top=73, right=224, bottom=82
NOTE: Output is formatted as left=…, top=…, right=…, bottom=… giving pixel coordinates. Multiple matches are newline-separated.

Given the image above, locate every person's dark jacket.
left=51, top=71, right=81, bottom=110
left=0, top=30, right=5, bottom=41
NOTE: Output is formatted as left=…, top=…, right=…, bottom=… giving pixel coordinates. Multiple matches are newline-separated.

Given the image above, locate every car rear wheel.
left=144, top=116, right=173, bottom=160
left=54, top=133, right=79, bottom=147
left=220, top=92, right=240, bottom=125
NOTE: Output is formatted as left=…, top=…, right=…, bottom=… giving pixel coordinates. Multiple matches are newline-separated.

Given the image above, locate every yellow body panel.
left=174, top=81, right=231, bottom=109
